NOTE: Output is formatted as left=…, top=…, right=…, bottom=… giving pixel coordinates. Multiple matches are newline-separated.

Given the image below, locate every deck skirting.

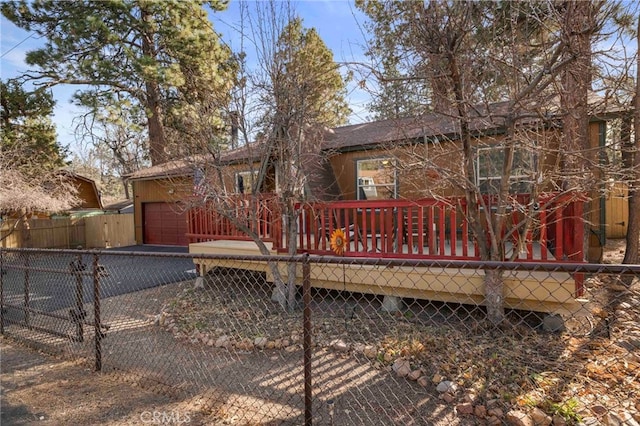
left=190, top=240, right=583, bottom=315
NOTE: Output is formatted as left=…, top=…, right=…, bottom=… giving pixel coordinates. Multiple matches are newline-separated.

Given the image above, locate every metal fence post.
left=24, top=252, right=30, bottom=328
left=70, top=252, right=86, bottom=342
left=0, top=249, right=4, bottom=335
left=93, top=253, right=102, bottom=372
left=303, top=254, right=312, bottom=425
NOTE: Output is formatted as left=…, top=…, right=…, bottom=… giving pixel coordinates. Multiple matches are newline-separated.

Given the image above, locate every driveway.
left=1, top=245, right=196, bottom=322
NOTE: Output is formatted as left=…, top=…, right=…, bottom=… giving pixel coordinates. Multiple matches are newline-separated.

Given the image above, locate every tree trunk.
left=623, top=18, right=640, bottom=264
left=484, top=269, right=505, bottom=325
left=561, top=0, right=593, bottom=261
left=141, top=7, right=167, bottom=166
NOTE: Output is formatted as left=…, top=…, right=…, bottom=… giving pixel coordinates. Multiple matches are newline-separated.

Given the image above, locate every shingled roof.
left=323, top=101, right=516, bottom=151
left=127, top=100, right=556, bottom=181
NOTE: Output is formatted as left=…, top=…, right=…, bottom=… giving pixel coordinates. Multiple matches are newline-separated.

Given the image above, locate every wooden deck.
left=189, top=240, right=582, bottom=315
left=188, top=193, right=587, bottom=315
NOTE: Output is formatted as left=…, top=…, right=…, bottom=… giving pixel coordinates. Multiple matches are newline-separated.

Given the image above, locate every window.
left=475, top=145, right=535, bottom=194
left=235, top=170, right=258, bottom=194
left=356, top=158, right=397, bottom=200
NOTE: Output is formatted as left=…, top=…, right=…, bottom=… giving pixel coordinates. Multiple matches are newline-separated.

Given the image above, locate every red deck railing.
left=186, top=193, right=584, bottom=262
left=186, top=194, right=281, bottom=246
left=186, top=193, right=585, bottom=296
left=292, top=194, right=584, bottom=263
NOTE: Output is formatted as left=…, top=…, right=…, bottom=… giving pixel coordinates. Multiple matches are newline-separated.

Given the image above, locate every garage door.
left=143, top=202, right=189, bottom=246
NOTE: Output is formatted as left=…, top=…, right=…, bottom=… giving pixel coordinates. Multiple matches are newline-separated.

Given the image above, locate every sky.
left=0, top=0, right=372, bottom=155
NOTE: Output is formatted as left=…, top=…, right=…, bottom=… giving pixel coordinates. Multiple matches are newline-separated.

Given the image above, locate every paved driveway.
left=1, top=245, right=196, bottom=322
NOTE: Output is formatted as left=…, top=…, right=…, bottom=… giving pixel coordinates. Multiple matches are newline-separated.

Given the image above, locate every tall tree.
left=623, top=16, right=640, bottom=264
left=357, top=0, right=613, bottom=323
left=0, top=79, right=67, bottom=172
left=0, top=80, right=77, bottom=245
left=560, top=1, right=597, bottom=263
left=2, top=0, right=234, bottom=165
left=74, top=100, right=149, bottom=199
left=185, top=2, right=350, bottom=311
left=263, top=14, right=350, bottom=309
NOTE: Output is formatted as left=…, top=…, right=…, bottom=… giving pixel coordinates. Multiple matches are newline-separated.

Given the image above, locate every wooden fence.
left=0, top=213, right=134, bottom=249
left=85, top=214, right=135, bottom=248
left=605, top=182, right=629, bottom=239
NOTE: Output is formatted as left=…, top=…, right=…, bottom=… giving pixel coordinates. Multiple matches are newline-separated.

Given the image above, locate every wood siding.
left=73, top=178, right=102, bottom=209
left=132, top=177, right=193, bottom=245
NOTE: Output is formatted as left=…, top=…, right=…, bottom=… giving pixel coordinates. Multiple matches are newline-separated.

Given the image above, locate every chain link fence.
left=1, top=247, right=639, bottom=425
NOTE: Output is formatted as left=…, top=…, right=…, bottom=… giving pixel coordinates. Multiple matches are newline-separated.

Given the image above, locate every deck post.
left=381, top=295, right=403, bottom=313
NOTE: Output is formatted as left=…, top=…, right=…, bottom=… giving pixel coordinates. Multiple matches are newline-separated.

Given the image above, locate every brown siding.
left=73, top=178, right=101, bottom=209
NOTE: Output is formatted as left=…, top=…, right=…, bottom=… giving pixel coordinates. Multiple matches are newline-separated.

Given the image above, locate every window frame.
left=235, top=170, right=259, bottom=194
left=474, top=144, right=536, bottom=194
left=355, top=157, right=398, bottom=200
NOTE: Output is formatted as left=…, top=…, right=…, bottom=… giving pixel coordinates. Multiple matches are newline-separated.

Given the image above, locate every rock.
left=543, top=314, right=565, bottom=333
left=206, top=339, right=214, bottom=347
left=488, top=408, right=504, bottom=418
left=417, top=376, right=429, bottom=388
left=505, top=410, right=534, bottom=426
left=606, top=411, right=640, bottom=426
left=464, top=393, right=477, bottom=404
left=487, top=416, right=502, bottom=426
left=591, top=405, right=607, bottom=416
left=486, top=399, right=500, bottom=408
left=236, top=339, right=254, bottom=351
left=153, top=314, right=161, bottom=326
left=530, top=407, right=552, bottom=426
left=383, top=352, right=394, bottom=363
left=392, top=359, right=411, bottom=378
left=215, top=335, right=230, bottom=348
left=436, top=381, right=458, bottom=394
left=407, top=369, right=422, bottom=381
left=581, top=417, right=600, bottom=426
left=353, top=343, right=365, bottom=353
left=330, top=339, right=349, bottom=352
left=432, top=373, right=444, bottom=383
left=381, top=295, right=403, bottom=313
left=363, top=345, right=377, bottom=359
left=265, top=340, right=276, bottom=350
left=194, top=277, right=204, bottom=289
left=281, top=339, right=290, bottom=348
left=441, top=393, right=455, bottom=403
left=456, top=403, right=474, bottom=415
left=551, top=415, right=566, bottom=426
left=474, top=405, right=487, bottom=419
left=254, top=337, right=268, bottom=349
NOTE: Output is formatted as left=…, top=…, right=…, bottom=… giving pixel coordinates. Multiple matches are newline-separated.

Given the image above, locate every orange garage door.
left=143, top=202, right=189, bottom=246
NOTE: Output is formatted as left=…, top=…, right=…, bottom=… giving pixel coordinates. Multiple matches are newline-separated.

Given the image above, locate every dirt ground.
left=0, top=340, right=210, bottom=425
left=1, top=239, right=638, bottom=425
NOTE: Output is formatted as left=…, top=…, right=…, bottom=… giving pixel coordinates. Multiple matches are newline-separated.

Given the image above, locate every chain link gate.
left=1, top=247, right=639, bottom=425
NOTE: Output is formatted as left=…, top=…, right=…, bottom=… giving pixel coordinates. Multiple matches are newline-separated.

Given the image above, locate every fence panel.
left=84, top=213, right=135, bottom=248
left=0, top=218, right=86, bottom=249
left=1, top=248, right=638, bottom=425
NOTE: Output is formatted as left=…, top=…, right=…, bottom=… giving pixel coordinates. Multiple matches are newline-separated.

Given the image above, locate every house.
left=127, top=103, right=625, bottom=314
left=1, top=170, right=103, bottom=219
left=60, top=170, right=103, bottom=213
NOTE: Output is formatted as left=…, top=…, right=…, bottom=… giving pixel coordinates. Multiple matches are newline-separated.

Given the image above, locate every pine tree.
left=2, top=0, right=234, bottom=165
left=0, top=79, right=67, bottom=173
